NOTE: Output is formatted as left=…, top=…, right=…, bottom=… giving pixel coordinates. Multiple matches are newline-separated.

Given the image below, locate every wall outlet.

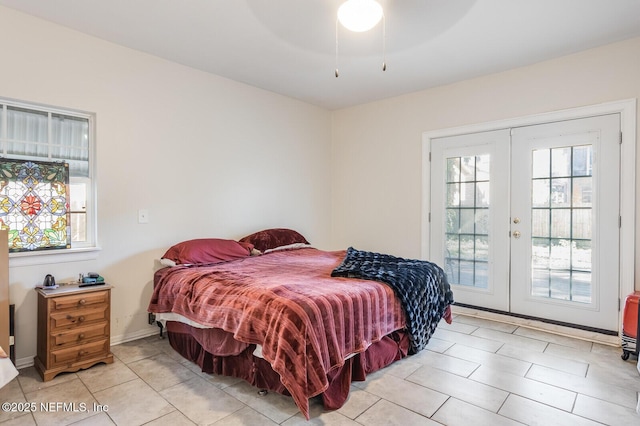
left=138, top=209, right=149, bottom=224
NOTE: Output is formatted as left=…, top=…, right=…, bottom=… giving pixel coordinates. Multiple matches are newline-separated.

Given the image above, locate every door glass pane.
left=532, top=209, right=549, bottom=238
left=460, top=182, right=475, bottom=207
left=572, top=146, right=592, bottom=176
left=552, top=147, right=572, bottom=177
left=444, top=154, right=490, bottom=289
left=460, top=156, right=475, bottom=181
left=532, top=148, right=550, bottom=178
left=447, top=158, right=460, bottom=182
left=530, top=145, right=592, bottom=303
left=532, top=238, right=550, bottom=268
left=532, top=179, right=550, bottom=207
left=572, top=177, right=592, bottom=207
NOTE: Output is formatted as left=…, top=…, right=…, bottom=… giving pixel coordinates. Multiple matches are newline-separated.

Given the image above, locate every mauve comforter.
left=148, top=247, right=405, bottom=418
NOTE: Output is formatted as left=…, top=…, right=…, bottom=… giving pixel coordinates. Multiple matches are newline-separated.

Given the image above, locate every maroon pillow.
left=239, top=228, right=309, bottom=253
left=162, top=238, right=253, bottom=265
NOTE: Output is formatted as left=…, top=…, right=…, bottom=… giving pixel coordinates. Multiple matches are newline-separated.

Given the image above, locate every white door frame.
left=422, top=99, right=636, bottom=335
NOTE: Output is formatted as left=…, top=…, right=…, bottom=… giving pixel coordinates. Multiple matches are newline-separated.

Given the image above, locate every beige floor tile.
left=355, top=370, right=448, bottom=417
left=453, top=315, right=519, bottom=334
left=432, top=397, right=525, bottom=426
left=499, top=394, right=601, bottom=426
left=544, top=341, right=620, bottom=366
left=407, top=364, right=508, bottom=412
left=93, top=378, right=174, bottom=425
left=471, top=328, right=549, bottom=352
left=144, top=410, right=197, bottom=425
left=24, top=378, right=97, bottom=425
left=353, top=399, right=440, bottom=426
left=128, top=353, right=197, bottom=391
left=281, top=408, right=359, bottom=426
left=212, top=406, right=279, bottom=425
left=180, top=361, right=244, bottom=389
left=69, top=412, right=115, bottom=425
left=513, top=327, right=593, bottom=351
left=17, top=366, right=78, bottom=394
left=110, top=339, right=160, bottom=364
left=585, top=362, right=640, bottom=392
left=423, top=337, right=455, bottom=353
left=160, top=376, right=245, bottom=425
left=375, top=356, right=422, bottom=379
left=445, top=343, right=532, bottom=377
left=573, top=393, right=640, bottom=425
left=0, top=378, right=28, bottom=423
left=497, top=344, right=589, bottom=376
left=437, top=319, right=478, bottom=334
left=469, top=365, right=576, bottom=411
left=591, top=341, right=624, bottom=358
left=0, top=414, right=36, bottom=425
left=76, top=358, right=138, bottom=393
left=411, top=347, right=480, bottom=377
left=336, top=386, right=379, bottom=419
left=222, top=380, right=299, bottom=424
left=431, top=329, right=504, bottom=353
left=526, top=364, right=638, bottom=409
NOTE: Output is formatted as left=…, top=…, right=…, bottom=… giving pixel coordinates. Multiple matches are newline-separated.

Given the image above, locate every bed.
left=148, top=229, right=453, bottom=419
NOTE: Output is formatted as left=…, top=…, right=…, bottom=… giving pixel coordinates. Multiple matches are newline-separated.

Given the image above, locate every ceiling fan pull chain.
left=382, top=14, right=387, bottom=72
left=335, top=19, right=340, bottom=78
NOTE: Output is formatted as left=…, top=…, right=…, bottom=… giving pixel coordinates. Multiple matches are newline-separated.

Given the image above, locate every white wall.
left=332, top=37, right=640, bottom=277
left=0, top=6, right=332, bottom=365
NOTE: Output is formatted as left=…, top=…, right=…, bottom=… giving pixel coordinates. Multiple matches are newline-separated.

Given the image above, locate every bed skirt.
left=165, top=321, right=410, bottom=411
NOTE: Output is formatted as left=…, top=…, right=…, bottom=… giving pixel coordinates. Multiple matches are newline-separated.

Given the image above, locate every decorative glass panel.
left=530, top=145, right=592, bottom=303
left=0, top=159, right=71, bottom=252
left=444, top=154, right=490, bottom=289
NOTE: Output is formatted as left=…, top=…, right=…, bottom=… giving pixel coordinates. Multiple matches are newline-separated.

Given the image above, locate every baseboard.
left=451, top=305, right=620, bottom=346
left=110, top=327, right=159, bottom=346
left=16, top=356, right=34, bottom=370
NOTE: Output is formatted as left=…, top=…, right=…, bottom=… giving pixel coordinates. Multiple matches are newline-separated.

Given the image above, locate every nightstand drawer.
left=51, top=322, right=109, bottom=349
left=51, top=290, right=108, bottom=311
left=50, top=338, right=109, bottom=367
left=50, top=306, right=108, bottom=330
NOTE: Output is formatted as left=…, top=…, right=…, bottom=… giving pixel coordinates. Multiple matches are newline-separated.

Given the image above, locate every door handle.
left=513, top=231, right=521, bottom=239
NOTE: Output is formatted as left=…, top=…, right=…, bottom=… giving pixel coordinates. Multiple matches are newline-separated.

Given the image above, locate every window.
left=0, top=99, right=95, bottom=252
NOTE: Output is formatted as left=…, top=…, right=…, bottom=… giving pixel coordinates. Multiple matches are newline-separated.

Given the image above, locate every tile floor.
left=2, top=314, right=640, bottom=425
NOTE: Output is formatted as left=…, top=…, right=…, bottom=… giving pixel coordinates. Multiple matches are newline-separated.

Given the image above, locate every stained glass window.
left=0, top=159, right=71, bottom=252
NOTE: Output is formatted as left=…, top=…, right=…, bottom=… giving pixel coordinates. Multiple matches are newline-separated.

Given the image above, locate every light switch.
left=138, top=209, right=149, bottom=224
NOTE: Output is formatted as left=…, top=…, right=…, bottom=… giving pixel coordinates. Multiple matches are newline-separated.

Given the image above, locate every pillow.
left=239, top=228, right=309, bottom=253
left=161, top=238, right=253, bottom=265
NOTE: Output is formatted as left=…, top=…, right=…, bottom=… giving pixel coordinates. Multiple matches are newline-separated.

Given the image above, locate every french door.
left=430, top=114, right=620, bottom=331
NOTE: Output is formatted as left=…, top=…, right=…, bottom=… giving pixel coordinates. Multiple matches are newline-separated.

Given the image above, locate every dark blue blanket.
left=331, top=247, right=454, bottom=354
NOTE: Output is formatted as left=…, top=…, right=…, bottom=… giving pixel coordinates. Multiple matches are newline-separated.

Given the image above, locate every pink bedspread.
left=148, top=248, right=405, bottom=418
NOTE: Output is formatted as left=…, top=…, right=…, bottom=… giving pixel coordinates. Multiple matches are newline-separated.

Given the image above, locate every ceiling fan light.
left=337, top=0, right=383, bottom=32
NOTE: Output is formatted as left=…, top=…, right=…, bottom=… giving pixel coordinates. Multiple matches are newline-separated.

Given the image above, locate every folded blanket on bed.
left=331, top=247, right=454, bottom=354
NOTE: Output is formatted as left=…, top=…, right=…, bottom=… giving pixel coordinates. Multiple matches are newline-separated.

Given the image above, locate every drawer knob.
left=78, top=334, right=85, bottom=340
left=78, top=316, right=85, bottom=323
left=78, top=299, right=86, bottom=306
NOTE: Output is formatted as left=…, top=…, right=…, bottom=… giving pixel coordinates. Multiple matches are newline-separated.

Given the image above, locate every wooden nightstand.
left=34, top=284, right=113, bottom=381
